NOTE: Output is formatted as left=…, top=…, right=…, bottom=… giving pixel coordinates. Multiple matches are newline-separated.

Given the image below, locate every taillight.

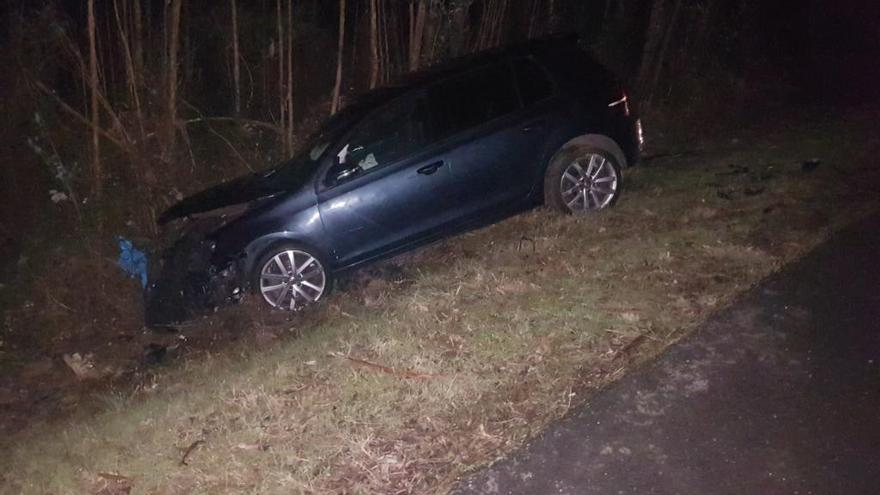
left=636, top=118, right=645, bottom=151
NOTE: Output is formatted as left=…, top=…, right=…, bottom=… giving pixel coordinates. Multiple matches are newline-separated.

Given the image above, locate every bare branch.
left=30, top=80, right=127, bottom=150
left=181, top=117, right=284, bottom=135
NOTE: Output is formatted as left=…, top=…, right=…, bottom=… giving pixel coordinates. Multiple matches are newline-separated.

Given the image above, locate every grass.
left=1, top=110, right=879, bottom=494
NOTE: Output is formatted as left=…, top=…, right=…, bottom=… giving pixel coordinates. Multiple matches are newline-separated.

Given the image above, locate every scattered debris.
left=94, top=471, right=132, bottom=495
left=517, top=235, right=536, bottom=255
left=117, top=237, right=148, bottom=288
left=620, top=311, right=641, bottom=323
left=48, top=189, right=69, bottom=203
left=62, top=353, right=101, bottom=380
left=235, top=443, right=269, bottom=451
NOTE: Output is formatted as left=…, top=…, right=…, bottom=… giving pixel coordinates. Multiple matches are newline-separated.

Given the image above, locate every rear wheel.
left=545, top=147, right=621, bottom=214
left=252, top=244, right=329, bottom=311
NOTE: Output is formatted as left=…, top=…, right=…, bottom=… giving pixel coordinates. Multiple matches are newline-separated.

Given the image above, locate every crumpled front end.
left=144, top=224, right=244, bottom=328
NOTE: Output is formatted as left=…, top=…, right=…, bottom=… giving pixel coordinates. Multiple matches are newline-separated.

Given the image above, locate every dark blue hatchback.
left=147, top=35, right=643, bottom=325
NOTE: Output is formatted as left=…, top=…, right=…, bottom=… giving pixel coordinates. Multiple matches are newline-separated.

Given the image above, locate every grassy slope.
left=2, top=111, right=878, bottom=494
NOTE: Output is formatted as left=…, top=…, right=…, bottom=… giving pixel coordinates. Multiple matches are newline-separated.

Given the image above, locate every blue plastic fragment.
left=117, top=237, right=148, bottom=288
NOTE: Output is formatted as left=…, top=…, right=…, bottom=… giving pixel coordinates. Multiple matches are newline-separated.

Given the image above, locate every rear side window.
left=429, top=63, right=520, bottom=139
left=513, top=57, right=554, bottom=106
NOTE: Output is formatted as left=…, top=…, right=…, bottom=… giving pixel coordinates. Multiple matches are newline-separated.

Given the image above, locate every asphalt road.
left=457, top=215, right=880, bottom=495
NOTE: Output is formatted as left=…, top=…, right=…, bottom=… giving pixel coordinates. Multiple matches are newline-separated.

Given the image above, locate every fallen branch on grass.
left=180, top=439, right=205, bottom=466
left=613, top=334, right=648, bottom=361
left=97, top=472, right=131, bottom=482
left=330, top=352, right=439, bottom=380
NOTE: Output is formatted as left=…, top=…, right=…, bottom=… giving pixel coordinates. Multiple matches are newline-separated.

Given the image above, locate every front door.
left=317, top=93, right=456, bottom=267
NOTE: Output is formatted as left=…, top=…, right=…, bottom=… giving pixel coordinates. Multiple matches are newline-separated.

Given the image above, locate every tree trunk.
left=132, top=0, right=144, bottom=88
left=231, top=0, right=241, bottom=114
left=331, top=0, right=346, bottom=114
left=276, top=0, right=286, bottom=153
left=87, top=0, right=102, bottom=198
left=691, top=0, right=720, bottom=69
left=113, top=0, right=144, bottom=140
left=370, top=0, right=380, bottom=88
left=409, top=0, right=427, bottom=71
left=474, top=0, right=491, bottom=51
left=647, top=0, right=682, bottom=105
left=286, top=0, right=294, bottom=150
left=165, top=0, right=183, bottom=159
left=528, top=0, right=540, bottom=39
left=380, top=0, right=391, bottom=82
left=495, top=0, right=508, bottom=47
left=449, top=3, right=469, bottom=57
left=637, top=0, right=667, bottom=96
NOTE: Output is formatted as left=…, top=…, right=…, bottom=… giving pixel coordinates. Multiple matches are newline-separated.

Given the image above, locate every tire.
left=251, top=243, right=331, bottom=311
left=544, top=146, right=622, bottom=214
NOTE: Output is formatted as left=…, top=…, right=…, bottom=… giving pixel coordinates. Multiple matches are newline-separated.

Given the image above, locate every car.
left=145, top=34, right=644, bottom=327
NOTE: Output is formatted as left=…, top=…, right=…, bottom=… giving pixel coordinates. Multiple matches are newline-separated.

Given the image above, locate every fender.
left=553, top=133, right=628, bottom=169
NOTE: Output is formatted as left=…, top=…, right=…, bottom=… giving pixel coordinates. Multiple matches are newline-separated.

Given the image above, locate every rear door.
left=427, top=60, right=551, bottom=219
left=317, top=92, right=457, bottom=267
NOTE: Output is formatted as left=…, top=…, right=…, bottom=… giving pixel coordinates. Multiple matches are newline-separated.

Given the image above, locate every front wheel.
left=252, top=244, right=329, bottom=311
left=544, top=147, right=622, bottom=214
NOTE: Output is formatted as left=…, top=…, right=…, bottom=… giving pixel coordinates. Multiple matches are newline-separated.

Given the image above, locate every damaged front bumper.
left=144, top=226, right=245, bottom=328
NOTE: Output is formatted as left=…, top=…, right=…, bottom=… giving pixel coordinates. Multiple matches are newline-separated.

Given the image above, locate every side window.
left=513, top=57, right=554, bottom=106
left=327, top=96, right=426, bottom=186
left=429, top=63, right=520, bottom=139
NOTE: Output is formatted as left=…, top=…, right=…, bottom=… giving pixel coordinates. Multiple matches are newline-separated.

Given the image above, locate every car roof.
left=396, top=33, right=580, bottom=88
left=338, top=34, right=583, bottom=119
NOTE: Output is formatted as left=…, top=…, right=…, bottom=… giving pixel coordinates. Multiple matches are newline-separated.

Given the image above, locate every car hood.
left=158, top=162, right=314, bottom=225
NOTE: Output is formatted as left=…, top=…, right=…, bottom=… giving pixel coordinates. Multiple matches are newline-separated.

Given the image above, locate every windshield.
left=260, top=86, right=409, bottom=188
left=253, top=109, right=362, bottom=190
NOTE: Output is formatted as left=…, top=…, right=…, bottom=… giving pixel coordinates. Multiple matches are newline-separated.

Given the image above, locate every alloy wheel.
left=259, top=249, right=326, bottom=310
left=559, top=153, right=619, bottom=212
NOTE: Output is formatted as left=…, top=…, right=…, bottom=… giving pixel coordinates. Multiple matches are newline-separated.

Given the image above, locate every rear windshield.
left=537, top=44, right=620, bottom=100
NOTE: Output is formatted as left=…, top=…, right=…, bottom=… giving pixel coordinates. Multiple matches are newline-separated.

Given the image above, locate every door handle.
left=417, top=160, right=445, bottom=175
